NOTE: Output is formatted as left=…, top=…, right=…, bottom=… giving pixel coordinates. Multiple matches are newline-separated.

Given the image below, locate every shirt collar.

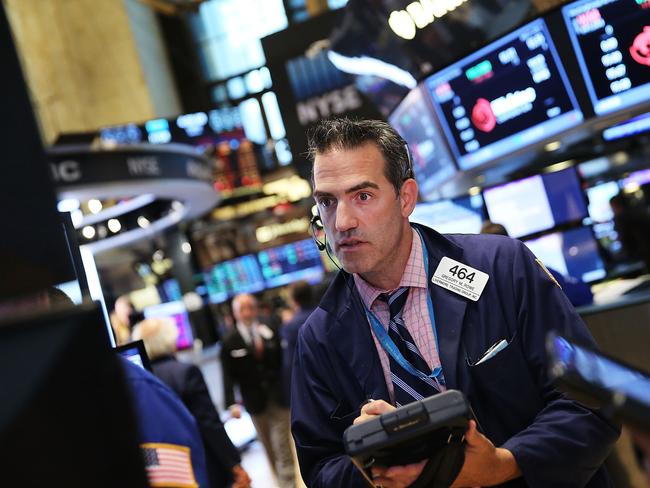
left=353, top=228, right=428, bottom=309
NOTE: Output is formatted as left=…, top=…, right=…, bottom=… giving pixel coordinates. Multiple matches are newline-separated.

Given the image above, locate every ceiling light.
left=88, top=199, right=103, bottom=214
left=107, top=219, right=122, bottom=233
left=82, top=226, right=96, bottom=239
left=544, top=141, right=561, bottom=152
left=181, top=242, right=192, bottom=254
left=57, top=198, right=80, bottom=213
left=137, top=216, right=150, bottom=228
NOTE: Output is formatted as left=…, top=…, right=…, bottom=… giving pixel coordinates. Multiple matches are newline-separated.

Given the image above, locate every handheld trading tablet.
left=343, top=390, right=474, bottom=487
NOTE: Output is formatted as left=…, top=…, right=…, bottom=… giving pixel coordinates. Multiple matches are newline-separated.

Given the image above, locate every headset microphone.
left=310, top=214, right=327, bottom=252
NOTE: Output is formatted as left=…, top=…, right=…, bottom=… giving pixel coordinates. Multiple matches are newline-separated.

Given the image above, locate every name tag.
left=230, top=348, right=248, bottom=358
left=432, top=257, right=489, bottom=301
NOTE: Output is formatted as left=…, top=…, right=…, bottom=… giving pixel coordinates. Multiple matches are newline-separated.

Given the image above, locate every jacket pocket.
left=468, top=332, right=543, bottom=445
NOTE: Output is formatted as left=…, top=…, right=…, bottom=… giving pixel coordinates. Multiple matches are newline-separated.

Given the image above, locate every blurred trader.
left=133, top=318, right=251, bottom=488
left=610, top=193, right=650, bottom=271
left=280, top=281, right=316, bottom=401
left=480, top=220, right=593, bottom=307
left=291, top=118, right=619, bottom=487
left=221, top=293, right=296, bottom=487
left=120, top=356, right=210, bottom=488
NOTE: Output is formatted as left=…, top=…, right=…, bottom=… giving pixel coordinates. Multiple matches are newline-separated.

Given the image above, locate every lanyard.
left=363, top=228, right=444, bottom=384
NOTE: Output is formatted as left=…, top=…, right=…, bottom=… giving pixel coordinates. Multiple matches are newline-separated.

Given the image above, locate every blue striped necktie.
left=380, top=287, right=440, bottom=407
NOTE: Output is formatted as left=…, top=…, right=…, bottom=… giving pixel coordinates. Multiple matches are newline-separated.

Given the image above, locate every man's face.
left=233, top=295, right=257, bottom=325
left=312, top=142, right=413, bottom=278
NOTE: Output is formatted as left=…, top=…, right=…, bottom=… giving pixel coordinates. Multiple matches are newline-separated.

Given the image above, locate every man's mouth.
left=337, top=238, right=366, bottom=249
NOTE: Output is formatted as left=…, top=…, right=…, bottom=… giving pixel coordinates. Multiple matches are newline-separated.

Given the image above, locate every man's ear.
left=400, top=178, right=419, bottom=218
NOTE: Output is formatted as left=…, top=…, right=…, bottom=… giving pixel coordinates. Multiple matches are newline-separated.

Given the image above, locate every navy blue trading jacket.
left=291, top=224, right=620, bottom=487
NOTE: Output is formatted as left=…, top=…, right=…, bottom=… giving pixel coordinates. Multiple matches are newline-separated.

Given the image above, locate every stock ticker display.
left=425, top=18, right=583, bottom=171
left=563, top=0, right=650, bottom=115
left=204, top=254, right=266, bottom=304
left=257, top=239, right=324, bottom=289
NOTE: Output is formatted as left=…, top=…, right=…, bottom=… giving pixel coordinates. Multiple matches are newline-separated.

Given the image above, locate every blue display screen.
left=389, top=86, right=457, bottom=201
left=563, top=0, right=650, bottom=115
left=204, top=255, right=266, bottom=304
left=586, top=181, right=620, bottom=223
left=523, top=226, right=606, bottom=283
left=409, top=194, right=486, bottom=234
left=257, top=239, right=324, bottom=289
left=484, top=168, right=588, bottom=238
left=425, top=18, right=583, bottom=170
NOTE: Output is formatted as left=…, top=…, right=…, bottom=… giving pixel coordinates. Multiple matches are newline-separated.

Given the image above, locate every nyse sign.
left=296, top=85, right=362, bottom=126
left=50, top=160, right=81, bottom=183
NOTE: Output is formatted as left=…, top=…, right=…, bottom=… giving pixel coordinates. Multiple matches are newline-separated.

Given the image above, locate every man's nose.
left=335, top=202, right=358, bottom=233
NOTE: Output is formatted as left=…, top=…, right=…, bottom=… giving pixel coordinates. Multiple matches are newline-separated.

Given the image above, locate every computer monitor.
left=0, top=303, right=148, bottom=486
left=388, top=85, right=457, bottom=200
left=562, top=0, right=650, bottom=116
left=603, top=112, right=650, bottom=141
left=160, top=278, right=183, bottom=302
left=409, top=194, right=487, bottom=234
left=586, top=181, right=620, bottom=223
left=424, top=18, right=583, bottom=171
left=257, top=238, right=324, bottom=289
left=204, top=254, right=266, bottom=304
left=143, top=301, right=194, bottom=351
left=114, top=340, right=152, bottom=372
left=523, top=226, right=606, bottom=283
left=483, top=167, right=588, bottom=238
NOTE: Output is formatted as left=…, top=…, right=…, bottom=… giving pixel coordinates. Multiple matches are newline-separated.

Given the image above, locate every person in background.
left=280, top=281, right=316, bottom=402
left=120, top=356, right=210, bottom=488
left=132, top=317, right=251, bottom=488
left=610, top=193, right=650, bottom=271
left=110, top=295, right=134, bottom=345
left=221, top=293, right=296, bottom=488
left=481, top=220, right=594, bottom=307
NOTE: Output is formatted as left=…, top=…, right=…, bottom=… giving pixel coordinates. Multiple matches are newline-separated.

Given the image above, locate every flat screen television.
left=143, top=301, right=194, bottom=350
left=483, top=167, right=588, bottom=238
left=562, top=0, right=650, bottom=116
left=204, top=254, right=266, bottom=304
left=424, top=18, right=583, bottom=171
left=257, top=238, right=324, bottom=289
left=388, top=85, right=457, bottom=200
left=409, top=194, right=486, bottom=234
left=523, top=226, right=606, bottom=283
left=586, top=181, right=620, bottom=223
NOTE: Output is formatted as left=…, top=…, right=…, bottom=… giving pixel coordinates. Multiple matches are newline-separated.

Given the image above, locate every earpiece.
left=310, top=214, right=326, bottom=252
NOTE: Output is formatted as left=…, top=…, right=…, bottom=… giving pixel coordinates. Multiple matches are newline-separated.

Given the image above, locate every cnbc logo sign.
left=388, top=0, right=469, bottom=40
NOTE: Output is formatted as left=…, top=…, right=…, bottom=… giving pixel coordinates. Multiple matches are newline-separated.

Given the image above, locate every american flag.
left=141, top=443, right=198, bottom=488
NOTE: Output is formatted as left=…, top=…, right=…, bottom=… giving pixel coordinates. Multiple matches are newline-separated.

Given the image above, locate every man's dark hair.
left=306, top=118, right=412, bottom=195
left=480, top=221, right=509, bottom=237
left=288, top=280, right=313, bottom=309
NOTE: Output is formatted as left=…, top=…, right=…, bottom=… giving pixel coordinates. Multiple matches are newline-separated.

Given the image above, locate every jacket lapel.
left=325, top=281, right=390, bottom=403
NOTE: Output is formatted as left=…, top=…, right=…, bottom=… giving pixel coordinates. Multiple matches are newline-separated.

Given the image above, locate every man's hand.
left=451, top=420, right=521, bottom=487
left=354, top=401, right=427, bottom=488
left=353, top=399, right=395, bottom=425
left=231, top=464, right=252, bottom=488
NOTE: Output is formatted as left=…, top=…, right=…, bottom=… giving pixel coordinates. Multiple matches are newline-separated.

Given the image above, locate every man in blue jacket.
left=291, top=118, right=619, bottom=487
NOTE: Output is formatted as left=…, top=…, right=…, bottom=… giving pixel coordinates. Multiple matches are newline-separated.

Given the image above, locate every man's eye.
left=358, top=192, right=371, bottom=201
left=319, top=198, right=332, bottom=208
